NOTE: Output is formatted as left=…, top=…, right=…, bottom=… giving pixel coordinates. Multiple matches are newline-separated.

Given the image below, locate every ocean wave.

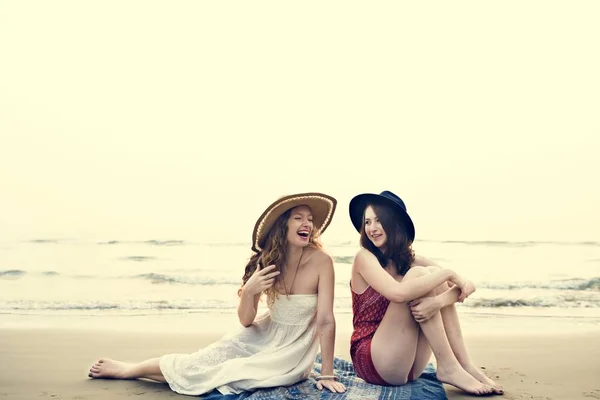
left=0, top=270, right=60, bottom=278
left=330, top=241, right=354, bottom=246
left=4, top=269, right=599, bottom=293
left=479, top=277, right=600, bottom=291
left=143, top=240, right=186, bottom=246
left=0, top=300, right=236, bottom=312
left=0, top=269, right=26, bottom=278
left=20, top=238, right=600, bottom=248
left=465, top=295, right=600, bottom=308
left=98, top=240, right=187, bottom=246
left=0, top=270, right=241, bottom=285
left=333, top=256, right=354, bottom=264
left=2, top=296, right=598, bottom=313
left=326, top=239, right=600, bottom=247
left=28, top=239, right=63, bottom=244
left=419, top=239, right=600, bottom=247
left=205, top=242, right=249, bottom=247
left=120, top=256, right=157, bottom=262
left=135, top=273, right=240, bottom=285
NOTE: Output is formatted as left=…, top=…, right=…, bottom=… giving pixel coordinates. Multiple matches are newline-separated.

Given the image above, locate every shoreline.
left=2, top=310, right=599, bottom=335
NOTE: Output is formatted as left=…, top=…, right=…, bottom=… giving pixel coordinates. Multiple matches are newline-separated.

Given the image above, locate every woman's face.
left=286, top=205, right=314, bottom=248
left=364, top=205, right=387, bottom=250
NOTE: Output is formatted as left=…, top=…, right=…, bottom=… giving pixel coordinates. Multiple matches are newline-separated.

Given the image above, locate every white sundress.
left=159, top=294, right=319, bottom=396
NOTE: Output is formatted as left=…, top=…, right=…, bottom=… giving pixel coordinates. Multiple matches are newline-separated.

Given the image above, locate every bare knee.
left=386, top=368, right=424, bottom=385
left=404, top=266, right=435, bottom=292
left=404, top=265, right=431, bottom=280
left=424, top=265, right=450, bottom=295
left=425, top=265, right=441, bottom=273
left=402, top=266, right=441, bottom=298
left=376, top=364, right=412, bottom=386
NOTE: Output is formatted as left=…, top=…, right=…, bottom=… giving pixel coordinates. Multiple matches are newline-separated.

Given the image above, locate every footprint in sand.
left=583, top=389, right=600, bottom=399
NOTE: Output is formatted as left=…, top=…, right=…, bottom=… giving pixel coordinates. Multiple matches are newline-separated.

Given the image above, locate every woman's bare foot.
left=463, top=363, right=504, bottom=394
left=436, top=365, right=494, bottom=395
left=88, top=358, right=134, bottom=379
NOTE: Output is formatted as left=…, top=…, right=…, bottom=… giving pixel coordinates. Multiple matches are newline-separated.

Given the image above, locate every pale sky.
left=1, top=1, right=599, bottom=243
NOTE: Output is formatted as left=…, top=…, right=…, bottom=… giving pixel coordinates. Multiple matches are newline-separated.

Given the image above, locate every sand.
left=1, top=328, right=598, bottom=400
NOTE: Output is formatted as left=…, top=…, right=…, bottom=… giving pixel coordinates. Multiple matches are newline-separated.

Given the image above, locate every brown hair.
left=239, top=207, right=323, bottom=304
left=360, top=202, right=414, bottom=275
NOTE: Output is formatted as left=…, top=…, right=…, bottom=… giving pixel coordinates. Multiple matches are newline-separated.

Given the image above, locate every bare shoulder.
left=304, top=247, right=333, bottom=269
left=351, top=248, right=376, bottom=291
left=353, top=248, right=377, bottom=268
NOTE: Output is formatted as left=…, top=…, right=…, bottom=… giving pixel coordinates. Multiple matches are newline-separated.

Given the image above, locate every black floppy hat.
left=349, top=190, right=415, bottom=242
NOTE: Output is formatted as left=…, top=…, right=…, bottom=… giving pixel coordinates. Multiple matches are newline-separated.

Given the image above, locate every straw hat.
left=252, top=193, right=337, bottom=252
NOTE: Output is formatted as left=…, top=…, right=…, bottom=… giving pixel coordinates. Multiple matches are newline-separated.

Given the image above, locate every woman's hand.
left=460, top=280, right=476, bottom=301
left=449, top=274, right=476, bottom=302
left=409, top=296, right=442, bottom=323
left=317, top=379, right=346, bottom=393
left=242, top=264, right=280, bottom=296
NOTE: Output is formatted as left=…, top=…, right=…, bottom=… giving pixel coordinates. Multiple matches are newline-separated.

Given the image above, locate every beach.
left=1, top=239, right=600, bottom=399
left=1, top=326, right=599, bottom=400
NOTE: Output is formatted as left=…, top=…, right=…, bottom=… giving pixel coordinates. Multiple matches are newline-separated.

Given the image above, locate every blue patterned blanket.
left=198, top=355, right=447, bottom=399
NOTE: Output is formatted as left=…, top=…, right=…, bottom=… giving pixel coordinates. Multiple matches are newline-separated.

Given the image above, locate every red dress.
left=350, top=285, right=390, bottom=385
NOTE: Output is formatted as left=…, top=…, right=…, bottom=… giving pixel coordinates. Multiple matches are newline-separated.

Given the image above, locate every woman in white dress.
left=88, top=192, right=347, bottom=395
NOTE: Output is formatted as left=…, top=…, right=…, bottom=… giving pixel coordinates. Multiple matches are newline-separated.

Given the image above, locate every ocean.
left=1, top=238, right=599, bottom=334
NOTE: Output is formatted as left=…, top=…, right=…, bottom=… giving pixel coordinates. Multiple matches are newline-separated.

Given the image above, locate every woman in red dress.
left=348, top=191, right=503, bottom=395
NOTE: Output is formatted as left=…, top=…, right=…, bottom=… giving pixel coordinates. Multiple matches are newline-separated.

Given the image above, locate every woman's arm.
left=412, top=254, right=476, bottom=306
left=237, top=264, right=280, bottom=327
left=237, top=290, right=261, bottom=327
left=315, top=253, right=345, bottom=393
left=409, top=285, right=461, bottom=322
left=315, top=253, right=336, bottom=375
left=413, top=254, right=459, bottom=307
left=354, top=249, right=463, bottom=303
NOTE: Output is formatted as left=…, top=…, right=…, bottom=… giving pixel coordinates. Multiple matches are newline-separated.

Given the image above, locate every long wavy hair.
left=360, top=202, right=414, bottom=275
left=239, top=208, right=323, bottom=304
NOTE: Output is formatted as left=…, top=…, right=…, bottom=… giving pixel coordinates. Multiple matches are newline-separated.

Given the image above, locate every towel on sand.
left=198, top=354, right=447, bottom=399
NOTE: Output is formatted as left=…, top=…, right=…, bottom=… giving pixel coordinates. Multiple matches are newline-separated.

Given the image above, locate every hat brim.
left=252, top=193, right=337, bottom=253
left=349, top=193, right=415, bottom=242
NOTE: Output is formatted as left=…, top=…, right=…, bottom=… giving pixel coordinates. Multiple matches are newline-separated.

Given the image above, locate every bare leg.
left=370, top=284, right=420, bottom=384
left=426, top=266, right=504, bottom=394
left=372, top=267, right=492, bottom=395
left=407, top=328, right=432, bottom=382
left=88, top=357, right=166, bottom=383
